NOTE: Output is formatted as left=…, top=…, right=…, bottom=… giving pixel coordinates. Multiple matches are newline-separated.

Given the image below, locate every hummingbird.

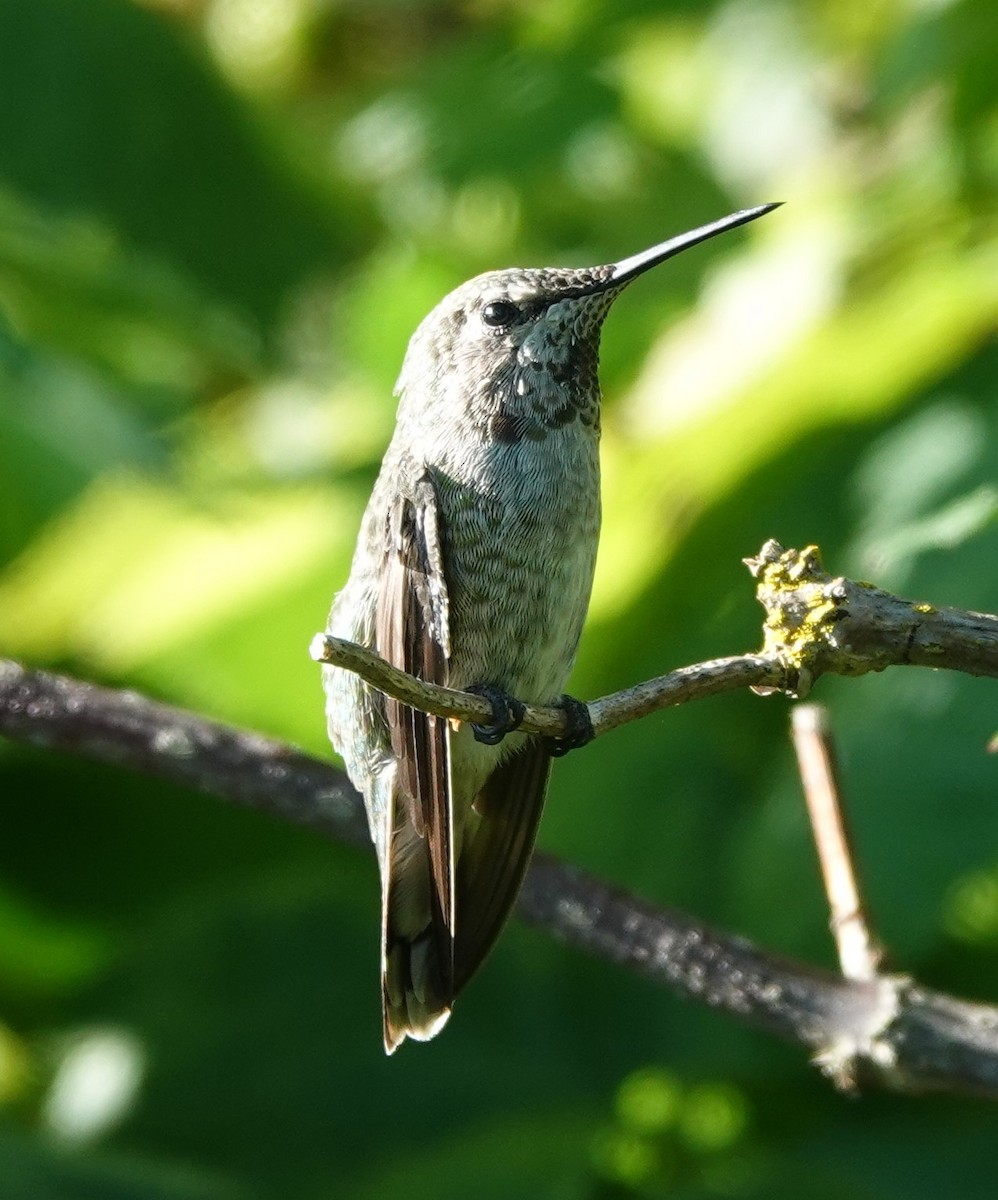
left=323, top=203, right=779, bottom=1052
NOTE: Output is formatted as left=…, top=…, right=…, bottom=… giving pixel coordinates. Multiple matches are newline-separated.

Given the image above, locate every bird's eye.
left=481, top=300, right=520, bottom=327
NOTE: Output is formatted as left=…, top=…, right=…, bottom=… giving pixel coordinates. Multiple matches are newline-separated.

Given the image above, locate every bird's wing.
left=453, top=739, right=552, bottom=992
left=375, top=470, right=454, bottom=1043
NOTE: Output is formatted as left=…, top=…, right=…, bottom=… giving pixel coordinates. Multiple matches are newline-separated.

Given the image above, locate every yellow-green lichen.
left=754, top=544, right=840, bottom=675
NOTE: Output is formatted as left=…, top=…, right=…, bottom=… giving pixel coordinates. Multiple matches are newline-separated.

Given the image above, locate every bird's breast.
left=434, top=423, right=600, bottom=705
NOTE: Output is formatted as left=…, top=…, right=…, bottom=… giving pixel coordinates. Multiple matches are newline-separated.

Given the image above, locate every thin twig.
left=791, top=704, right=883, bottom=981
left=312, top=542, right=998, bottom=741
left=311, top=633, right=785, bottom=739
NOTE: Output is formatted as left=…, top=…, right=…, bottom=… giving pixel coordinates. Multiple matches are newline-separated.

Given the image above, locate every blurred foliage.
left=0, top=0, right=996, bottom=1195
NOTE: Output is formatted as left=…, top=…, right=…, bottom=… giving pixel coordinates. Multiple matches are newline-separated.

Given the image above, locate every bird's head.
left=395, top=203, right=780, bottom=440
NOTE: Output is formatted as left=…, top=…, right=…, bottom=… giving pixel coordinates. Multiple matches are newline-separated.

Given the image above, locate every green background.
left=1, top=0, right=997, bottom=1195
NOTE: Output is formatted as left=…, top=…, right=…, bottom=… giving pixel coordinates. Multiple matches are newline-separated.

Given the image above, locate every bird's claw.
left=544, top=695, right=594, bottom=758
left=467, top=683, right=526, bottom=745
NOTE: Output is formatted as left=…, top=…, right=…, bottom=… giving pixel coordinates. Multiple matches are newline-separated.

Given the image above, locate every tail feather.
left=383, top=932, right=452, bottom=1052
left=379, top=740, right=552, bottom=1051
left=381, top=820, right=454, bottom=1053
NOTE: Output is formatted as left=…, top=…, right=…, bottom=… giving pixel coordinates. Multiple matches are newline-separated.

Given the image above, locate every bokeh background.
left=1, top=0, right=997, bottom=1195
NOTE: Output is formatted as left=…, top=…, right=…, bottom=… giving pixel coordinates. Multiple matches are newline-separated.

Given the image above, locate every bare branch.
left=312, top=542, right=998, bottom=739
left=311, top=633, right=784, bottom=739
left=791, top=704, right=883, bottom=982
left=4, top=657, right=998, bottom=1098
left=519, top=856, right=998, bottom=1099
left=0, top=659, right=368, bottom=848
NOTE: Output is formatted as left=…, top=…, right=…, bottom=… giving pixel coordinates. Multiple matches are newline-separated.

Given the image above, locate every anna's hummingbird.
left=324, top=203, right=778, bottom=1052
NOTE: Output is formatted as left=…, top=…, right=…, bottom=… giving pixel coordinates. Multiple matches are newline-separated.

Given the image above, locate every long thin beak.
left=599, top=202, right=782, bottom=290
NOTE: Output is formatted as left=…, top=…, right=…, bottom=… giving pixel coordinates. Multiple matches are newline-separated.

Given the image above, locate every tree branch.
left=747, top=540, right=998, bottom=690
left=791, top=703, right=884, bottom=983
left=311, top=541, right=998, bottom=739
left=310, top=633, right=785, bottom=740
left=0, top=659, right=369, bottom=848
left=3, top=653, right=998, bottom=1098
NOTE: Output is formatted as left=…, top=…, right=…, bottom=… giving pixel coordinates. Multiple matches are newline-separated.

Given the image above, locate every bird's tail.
left=381, top=823, right=453, bottom=1053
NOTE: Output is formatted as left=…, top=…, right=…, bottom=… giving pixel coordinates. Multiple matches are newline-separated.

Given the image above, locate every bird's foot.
left=466, top=683, right=526, bottom=746
left=544, top=694, right=594, bottom=758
